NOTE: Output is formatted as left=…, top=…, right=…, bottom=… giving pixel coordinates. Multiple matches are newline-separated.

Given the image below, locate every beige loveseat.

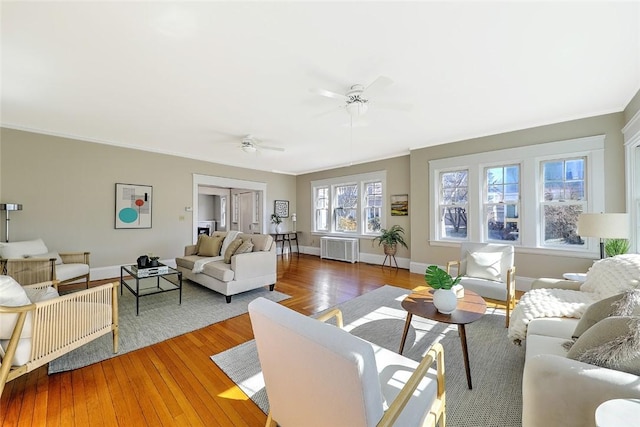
left=175, top=232, right=277, bottom=303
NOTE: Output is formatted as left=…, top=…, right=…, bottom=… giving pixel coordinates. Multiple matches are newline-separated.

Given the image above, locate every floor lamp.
left=577, top=213, right=629, bottom=259
left=0, top=203, right=23, bottom=243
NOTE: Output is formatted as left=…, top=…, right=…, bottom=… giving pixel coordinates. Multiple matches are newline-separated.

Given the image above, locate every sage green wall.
left=410, top=112, right=626, bottom=279
left=624, top=88, right=640, bottom=124
left=296, top=155, right=411, bottom=258
left=0, top=128, right=296, bottom=269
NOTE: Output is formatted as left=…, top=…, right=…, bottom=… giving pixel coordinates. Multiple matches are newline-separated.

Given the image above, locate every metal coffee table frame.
left=120, top=264, right=182, bottom=316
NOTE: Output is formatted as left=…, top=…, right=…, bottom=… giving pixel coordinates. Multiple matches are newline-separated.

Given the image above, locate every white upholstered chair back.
left=458, top=242, right=514, bottom=281
left=249, top=297, right=385, bottom=427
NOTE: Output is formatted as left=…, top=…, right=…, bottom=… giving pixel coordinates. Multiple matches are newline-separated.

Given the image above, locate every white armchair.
left=248, top=297, right=446, bottom=427
left=0, top=276, right=118, bottom=397
left=447, top=242, right=515, bottom=327
left=0, top=238, right=90, bottom=288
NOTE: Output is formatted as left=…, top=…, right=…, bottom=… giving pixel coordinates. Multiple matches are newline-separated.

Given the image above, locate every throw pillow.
left=234, top=239, right=254, bottom=255
left=0, top=238, right=48, bottom=259
left=198, top=235, right=224, bottom=257
left=572, top=289, right=640, bottom=339
left=567, top=316, right=640, bottom=376
left=0, top=275, right=33, bottom=340
left=224, top=239, right=244, bottom=264
left=465, top=251, right=503, bottom=281
left=24, top=251, right=63, bottom=265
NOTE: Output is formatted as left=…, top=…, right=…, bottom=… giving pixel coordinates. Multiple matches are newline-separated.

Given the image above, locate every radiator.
left=320, top=236, right=359, bottom=263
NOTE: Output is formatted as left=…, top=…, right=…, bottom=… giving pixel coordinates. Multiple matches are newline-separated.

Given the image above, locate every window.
left=315, top=186, right=329, bottom=231
left=540, top=158, right=586, bottom=247
left=439, top=170, right=468, bottom=239
left=364, top=181, right=383, bottom=232
left=334, top=184, right=358, bottom=232
left=429, top=135, right=604, bottom=255
left=312, top=171, right=387, bottom=236
left=485, top=164, right=520, bottom=242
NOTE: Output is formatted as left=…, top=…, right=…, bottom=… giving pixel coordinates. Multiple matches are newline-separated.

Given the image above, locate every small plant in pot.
left=605, top=238, right=630, bottom=257
left=373, top=225, right=408, bottom=256
left=424, top=265, right=462, bottom=314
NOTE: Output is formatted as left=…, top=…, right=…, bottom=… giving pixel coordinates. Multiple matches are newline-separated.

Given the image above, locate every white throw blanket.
left=220, top=230, right=242, bottom=256
left=508, top=254, right=640, bottom=344
left=507, top=288, right=597, bottom=343
left=192, top=256, right=224, bottom=274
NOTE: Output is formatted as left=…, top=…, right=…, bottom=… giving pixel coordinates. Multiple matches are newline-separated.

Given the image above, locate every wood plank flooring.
left=1, top=254, right=514, bottom=426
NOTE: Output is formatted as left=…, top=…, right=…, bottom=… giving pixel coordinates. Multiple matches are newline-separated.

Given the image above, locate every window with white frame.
left=312, top=171, right=387, bottom=235
left=315, top=186, right=329, bottom=231
left=439, top=170, right=469, bottom=239
left=220, top=196, right=227, bottom=228
left=364, top=181, right=383, bottom=232
left=540, top=157, right=586, bottom=247
left=485, top=164, right=520, bottom=242
left=429, top=135, right=605, bottom=255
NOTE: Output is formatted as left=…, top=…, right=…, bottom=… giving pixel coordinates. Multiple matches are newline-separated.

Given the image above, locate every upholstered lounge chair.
left=248, top=297, right=446, bottom=427
left=447, top=242, right=516, bottom=327
left=0, top=238, right=90, bottom=288
left=0, top=276, right=118, bottom=397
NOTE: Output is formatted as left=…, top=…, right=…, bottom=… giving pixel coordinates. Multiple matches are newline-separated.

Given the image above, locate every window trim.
left=311, top=171, right=387, bottom=237
left=429, top=135, right=605, bottom=257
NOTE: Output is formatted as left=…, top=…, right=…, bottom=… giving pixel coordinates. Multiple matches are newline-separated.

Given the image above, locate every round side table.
left=595, top=398, right=640, bottom=427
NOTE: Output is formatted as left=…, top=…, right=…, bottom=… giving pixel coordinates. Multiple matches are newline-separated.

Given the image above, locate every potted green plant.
left=424, top=265, right=462, bottom=314
left=373, top=225, right=408, bottom=256
left=605, top=238, right=630, bottom=257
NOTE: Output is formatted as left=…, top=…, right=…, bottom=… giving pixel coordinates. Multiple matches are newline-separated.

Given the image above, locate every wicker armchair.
left=0, top=279, right=119, bottom=397
left=0, top=239, right=90, bottom=288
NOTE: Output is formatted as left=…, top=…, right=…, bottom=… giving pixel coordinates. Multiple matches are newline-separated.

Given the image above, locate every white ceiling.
left=2, top=2, right=639, bottom=175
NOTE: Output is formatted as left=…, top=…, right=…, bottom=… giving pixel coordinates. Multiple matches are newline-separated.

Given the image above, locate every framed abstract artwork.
left=274, top=200, right=289, bottom=218
left=115, top=183, right=153, bottom=229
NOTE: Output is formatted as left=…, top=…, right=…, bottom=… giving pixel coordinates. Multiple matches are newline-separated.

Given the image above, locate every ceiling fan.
left=239, top=135, right=285, bottom=153
left=310, top=75, right=413, bottom=119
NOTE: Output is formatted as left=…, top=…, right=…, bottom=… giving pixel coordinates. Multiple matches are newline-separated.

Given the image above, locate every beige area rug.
left=48, top=280, right=290, bottom=374
left=211, top=284, right=525, bottom=427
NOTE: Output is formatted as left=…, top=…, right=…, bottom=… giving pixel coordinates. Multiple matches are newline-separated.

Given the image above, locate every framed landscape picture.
left=391, top=194, right=408, bottom=216
left=115, top=183, right=152, bottom=229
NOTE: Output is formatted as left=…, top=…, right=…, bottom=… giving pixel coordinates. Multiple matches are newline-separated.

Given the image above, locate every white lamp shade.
left=577, top=213, right=629, bottom=239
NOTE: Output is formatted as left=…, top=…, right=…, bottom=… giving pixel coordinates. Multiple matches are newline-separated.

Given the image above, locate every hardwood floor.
left=1, top=255, right=513, bottom=426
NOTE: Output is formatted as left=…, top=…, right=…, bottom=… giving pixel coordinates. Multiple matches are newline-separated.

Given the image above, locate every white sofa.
left=175, top=232, right=277, bottom=303
left=522, top=313, right=640, bottom=427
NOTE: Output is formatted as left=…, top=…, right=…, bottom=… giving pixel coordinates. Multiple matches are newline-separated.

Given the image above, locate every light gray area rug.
left=211, top=285, right=525, bottom=427
left=49, top=280, right=290, bottom=374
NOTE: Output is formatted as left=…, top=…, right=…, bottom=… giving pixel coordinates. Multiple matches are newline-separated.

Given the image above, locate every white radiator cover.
left=320, top=236, right=359, bottom=263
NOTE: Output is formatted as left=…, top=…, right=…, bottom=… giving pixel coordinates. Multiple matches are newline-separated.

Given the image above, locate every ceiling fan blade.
left=372, top=100, right=414, bottom=111
left=363, top=76, right=393, bottom=95
left=260, top=145, right=285, bottom=152
left=310, top=87, right=348, bottom=100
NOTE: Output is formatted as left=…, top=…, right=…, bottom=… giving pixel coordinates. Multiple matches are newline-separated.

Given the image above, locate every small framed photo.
left=274, top=200, right=289, bottom=218
left=391, top=194, right=408, bottom=216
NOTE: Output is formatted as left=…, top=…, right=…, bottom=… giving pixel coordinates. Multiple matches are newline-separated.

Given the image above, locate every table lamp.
left=577, top=213, right=629, bottom=259
left=291, top=213, right=297, bottom=232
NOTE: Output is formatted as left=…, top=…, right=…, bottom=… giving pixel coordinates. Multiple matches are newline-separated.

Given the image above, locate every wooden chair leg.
left=265, top=411, right=276, bottom=427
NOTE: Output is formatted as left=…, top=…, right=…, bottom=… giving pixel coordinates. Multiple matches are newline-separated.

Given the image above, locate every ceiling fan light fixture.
left=345, top=100, right=368, bottom=117
left=242, top=142, right=257, bottom=153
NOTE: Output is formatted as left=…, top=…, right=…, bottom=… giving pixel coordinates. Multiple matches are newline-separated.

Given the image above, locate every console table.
left=270, top=231, right=299, bottom=256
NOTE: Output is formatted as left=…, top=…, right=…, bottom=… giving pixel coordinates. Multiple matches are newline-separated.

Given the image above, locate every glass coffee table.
left=120, top=264, right=182, bottom=316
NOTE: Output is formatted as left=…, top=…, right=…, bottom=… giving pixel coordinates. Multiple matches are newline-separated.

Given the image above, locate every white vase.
left=433, top=289, right=458, bottom=314
left=276, top=223, right=283, bottom=233
left=270, top=223, right=277, bottom=233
